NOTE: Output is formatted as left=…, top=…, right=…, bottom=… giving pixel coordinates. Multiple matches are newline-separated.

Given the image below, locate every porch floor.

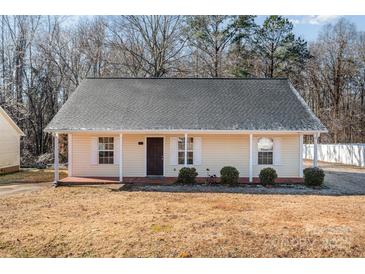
left=57, top=176, right=174, bottom=185
left=58, top=176, right=120, bottom=185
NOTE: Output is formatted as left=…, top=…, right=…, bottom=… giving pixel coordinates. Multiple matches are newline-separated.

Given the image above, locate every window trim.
left=258, top=151, right=273, bottom=165
left=98, top=137, right=114, bottom=165
left=178, top=137, right=194, bottom=165
left=257, top=137, right=274, bottom=165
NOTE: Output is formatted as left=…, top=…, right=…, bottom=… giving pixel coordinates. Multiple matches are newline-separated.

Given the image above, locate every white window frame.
left=98, top=137, right=114, bottom=164
left=178, top=137, right=194, bottom=165
left=257, top=137, right=274, bottom=165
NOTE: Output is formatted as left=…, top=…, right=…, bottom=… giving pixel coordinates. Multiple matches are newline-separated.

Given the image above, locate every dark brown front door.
left=146, top=137, right=164, bottom=176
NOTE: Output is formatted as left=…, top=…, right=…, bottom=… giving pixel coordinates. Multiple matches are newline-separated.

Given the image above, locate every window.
left=178, top=137, right=193, bottom=165
left=98, top=137, right=114, bottom=164
left=257, top=137, right=273, bottom=165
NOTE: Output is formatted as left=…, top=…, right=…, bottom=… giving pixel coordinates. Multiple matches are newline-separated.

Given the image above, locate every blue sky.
left=66, top=15, right=365, bottom=43
left=256, top=15, right=365, bottom=41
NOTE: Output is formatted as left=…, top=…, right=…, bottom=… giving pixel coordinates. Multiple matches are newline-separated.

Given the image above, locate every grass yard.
left=0, top=169, right=67, bottom=185
left=0, top=186, right=364, bottom=257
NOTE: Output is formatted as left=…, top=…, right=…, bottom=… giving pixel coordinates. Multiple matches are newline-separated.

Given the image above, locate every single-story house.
left=45, top=78, right=327, bottom=184
left=0, top=106, right=25, bottom=174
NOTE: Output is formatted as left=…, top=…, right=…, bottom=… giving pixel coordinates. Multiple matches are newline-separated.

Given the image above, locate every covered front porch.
left=58, top=176, right=175, bottom=185
left=52, top=131, right=322, bottom=185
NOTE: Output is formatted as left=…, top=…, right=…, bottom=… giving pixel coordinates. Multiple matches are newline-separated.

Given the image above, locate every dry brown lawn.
left=0, top=186, right=364, bottom=257
left=0, top=169, right=67, bottom=185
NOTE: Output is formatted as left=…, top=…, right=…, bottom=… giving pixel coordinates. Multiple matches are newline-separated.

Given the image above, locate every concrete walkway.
left=0, top=182, right=50, bottom=197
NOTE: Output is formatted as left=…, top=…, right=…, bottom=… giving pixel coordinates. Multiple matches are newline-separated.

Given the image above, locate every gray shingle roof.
left=45, top=78, right=327, bottom=132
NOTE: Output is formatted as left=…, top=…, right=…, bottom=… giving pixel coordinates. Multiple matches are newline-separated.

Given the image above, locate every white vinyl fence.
left=303, top=144, right=365, bottom=167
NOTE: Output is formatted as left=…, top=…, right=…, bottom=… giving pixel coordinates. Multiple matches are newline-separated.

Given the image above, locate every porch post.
left=119, top=133, right=123, bottom=182
left=68, top=133, right=73, bottom=177
left=249, top=133, right=253, bottom=183
left=313, top=133, right=318, bottom=167
left=184, top=133, right=188, bottom=167
left=54, top=133, right=59, bottom=185
left=299, top=133, right=303, bottom=177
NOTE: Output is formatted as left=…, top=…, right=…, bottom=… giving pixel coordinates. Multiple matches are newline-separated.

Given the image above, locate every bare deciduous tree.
left=0, top=15, right=363, bottom=166
left=108, top=15, right=186, bottom=77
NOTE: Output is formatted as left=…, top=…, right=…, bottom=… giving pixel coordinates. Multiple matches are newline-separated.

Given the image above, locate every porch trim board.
left=119, top=133, right=123, bottom=182
left=48, top=129, right=327, bottom=135
left=53, top=132, right=59, bottom=185
left=68, top=133, right=73, bottom=177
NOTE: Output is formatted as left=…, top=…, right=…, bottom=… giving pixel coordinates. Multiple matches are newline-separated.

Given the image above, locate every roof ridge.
left=85, top=77, right=288, bottom=80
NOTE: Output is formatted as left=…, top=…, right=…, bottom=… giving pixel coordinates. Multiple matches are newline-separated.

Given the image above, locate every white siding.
left=71, top=133, right=301, bottom=178
left=165, top=134, right=249, bottom=177
left=253, top=134, right=300, bottom=177
left=0, top=112, right=20, bottom=168
left=72, top=134, right=119, bottom=177
left=122, top=134, right=146, bottom=177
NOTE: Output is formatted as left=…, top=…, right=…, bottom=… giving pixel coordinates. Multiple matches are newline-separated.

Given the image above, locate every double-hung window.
left=257, top=137, right=273, bottom=165
left=98, top=137, right=114, bottom=164
left=178, top=137, right=193, bottom=165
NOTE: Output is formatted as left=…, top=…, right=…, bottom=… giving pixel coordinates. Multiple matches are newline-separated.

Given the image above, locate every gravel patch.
left=324, top=171, right=365, bottom=195
left=121, top=162, right=365, bottom=196
left=120, top=183, right=348, bottom=196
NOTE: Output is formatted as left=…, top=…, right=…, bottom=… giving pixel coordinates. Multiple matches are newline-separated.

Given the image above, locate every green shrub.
left=176, top=167, right=198, bottom=184
left=220, top=166, right=239, bottom=185
left=303, top=167, right=325, bottom=186
left=259, top=167, right=278, bottom=185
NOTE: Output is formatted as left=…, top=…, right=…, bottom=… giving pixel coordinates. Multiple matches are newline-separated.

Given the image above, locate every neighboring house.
left=0, top=106, right=24, bottom=174
left=45, top=78, right=327, bottom=184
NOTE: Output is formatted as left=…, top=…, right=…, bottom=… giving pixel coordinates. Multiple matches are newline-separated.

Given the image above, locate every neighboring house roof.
left=0, top=106, right=25, bottom=136
left=45, top=78, right=327, bottom=133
